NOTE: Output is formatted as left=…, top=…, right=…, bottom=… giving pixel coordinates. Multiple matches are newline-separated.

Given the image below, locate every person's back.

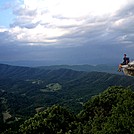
left=126, top=57, right=130, bottom=64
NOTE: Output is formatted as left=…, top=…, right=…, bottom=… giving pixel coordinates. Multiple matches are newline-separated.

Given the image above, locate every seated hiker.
left=118, top=54, right=129, bottom=72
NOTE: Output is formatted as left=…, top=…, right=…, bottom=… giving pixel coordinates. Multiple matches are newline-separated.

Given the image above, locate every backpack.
left=126, top=57, right=130, bottom=63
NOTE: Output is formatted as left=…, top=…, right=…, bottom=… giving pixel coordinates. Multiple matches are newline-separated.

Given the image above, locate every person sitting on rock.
left=118, top=54, right=129, bottom=72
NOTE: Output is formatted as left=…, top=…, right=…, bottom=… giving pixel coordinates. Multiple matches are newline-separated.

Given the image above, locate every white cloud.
left=0, top=0, right=134, bottom=64
left=4, top=0, right=127, bottom=46
left=22, top=0, right=127, bottom=17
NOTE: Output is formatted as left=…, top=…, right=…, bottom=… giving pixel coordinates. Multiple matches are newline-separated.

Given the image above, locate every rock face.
left=123, top=61, right=134, bottom=76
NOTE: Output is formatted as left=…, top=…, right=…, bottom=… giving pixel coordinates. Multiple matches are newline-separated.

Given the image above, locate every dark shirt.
left=123, top=57, right=129, bottom=65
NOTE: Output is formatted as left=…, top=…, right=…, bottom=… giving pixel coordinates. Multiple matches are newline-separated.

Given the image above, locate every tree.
left=2, top=86, right=134, bottom=134
left=78, top=86, right=134, bottom=134
left=19, top=105, right=76, bottom=134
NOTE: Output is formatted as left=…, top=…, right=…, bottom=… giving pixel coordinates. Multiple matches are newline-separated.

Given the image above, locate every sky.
left=0, top=0, right=134, bottom=66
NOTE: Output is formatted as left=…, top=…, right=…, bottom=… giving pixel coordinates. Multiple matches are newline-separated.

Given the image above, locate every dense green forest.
left=0, top=64, right=134, bottom=133
left=1, top=86, right=134, bottom=134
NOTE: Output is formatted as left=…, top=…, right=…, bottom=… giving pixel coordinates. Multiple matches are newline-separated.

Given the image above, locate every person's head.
left=124, top=54, right=127, bottom=57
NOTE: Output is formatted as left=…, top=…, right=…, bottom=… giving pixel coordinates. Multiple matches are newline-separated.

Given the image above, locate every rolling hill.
left=0, top=63, right=134, bottom=133
left=38, top=64, right=118, bottom=74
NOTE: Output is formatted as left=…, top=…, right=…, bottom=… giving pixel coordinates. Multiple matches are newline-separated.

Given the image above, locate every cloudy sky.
left=0, top=0, right=134, bottom=65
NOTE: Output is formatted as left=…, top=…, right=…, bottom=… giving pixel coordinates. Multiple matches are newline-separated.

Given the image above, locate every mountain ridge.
left=37, top=64, right=118, bottom=74
left=0, top=63, right=87, bottom=81
left=0, top=63, right=119, bottom=75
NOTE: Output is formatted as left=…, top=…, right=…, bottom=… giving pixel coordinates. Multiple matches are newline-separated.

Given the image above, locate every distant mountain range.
left=38, top=64, right=119, bottom=74
left=0, top=61, right=119, bottom=74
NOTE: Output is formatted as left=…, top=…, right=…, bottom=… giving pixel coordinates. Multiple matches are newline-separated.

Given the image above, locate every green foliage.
left=102, top=89, right=134, bottom=134
left=78, top=86, right=134, bottom=134
left=19, top=105, right=76, bottom=134
left=3, top=86, right=133, bottom=134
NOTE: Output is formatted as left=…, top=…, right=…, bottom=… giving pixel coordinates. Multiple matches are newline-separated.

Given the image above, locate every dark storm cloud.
left=0, top=31, right=15, bottom=45
left=0, top=43, right=52, bottom=61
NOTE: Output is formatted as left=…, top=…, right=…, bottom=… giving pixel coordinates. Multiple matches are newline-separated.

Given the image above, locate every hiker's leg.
left=118, top=64, right=122, bottom=71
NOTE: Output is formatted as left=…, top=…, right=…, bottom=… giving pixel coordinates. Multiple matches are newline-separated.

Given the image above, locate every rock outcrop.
left=122, top=61, right=134, bottom=76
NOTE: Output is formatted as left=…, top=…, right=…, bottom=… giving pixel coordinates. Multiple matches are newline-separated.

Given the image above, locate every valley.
left=0, top=63, right=134, bottom=133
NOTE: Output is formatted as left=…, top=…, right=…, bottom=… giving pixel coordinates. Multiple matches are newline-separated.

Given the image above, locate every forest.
left=1, top=86, right=134, bottom=134
left=0, top=64, right=134, bottom=133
